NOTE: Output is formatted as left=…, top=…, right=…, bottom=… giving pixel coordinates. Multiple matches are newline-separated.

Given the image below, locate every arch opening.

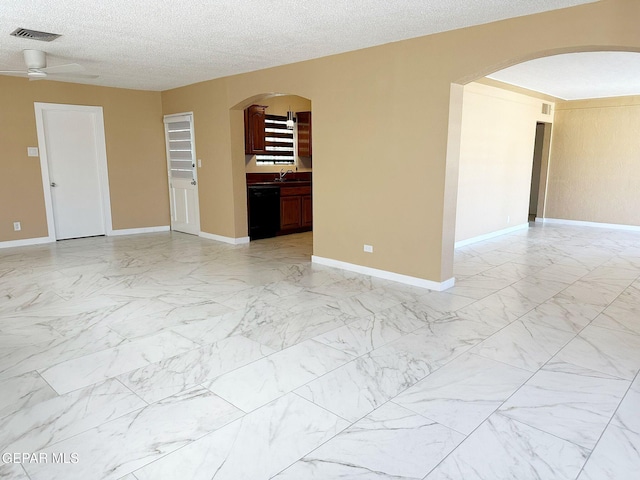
left=444, top=48, right=640, bottom=282
left=230, top=92, right=314, bottom=246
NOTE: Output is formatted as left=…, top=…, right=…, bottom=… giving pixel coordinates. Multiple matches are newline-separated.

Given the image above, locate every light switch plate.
left=27, top=147, right=39, bottom=157
left=364, top=244, right=373, bottom=253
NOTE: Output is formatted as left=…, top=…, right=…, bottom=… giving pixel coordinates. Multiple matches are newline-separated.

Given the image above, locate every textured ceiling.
left=489, top=52, right=640, bottom=100
left=1, top=0, right=594, bottom=91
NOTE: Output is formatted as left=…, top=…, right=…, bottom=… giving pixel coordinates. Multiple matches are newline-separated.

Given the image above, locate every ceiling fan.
left=0, top=49, right=98, bottom=80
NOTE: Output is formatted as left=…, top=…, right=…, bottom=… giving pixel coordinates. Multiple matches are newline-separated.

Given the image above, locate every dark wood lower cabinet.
left=279, top=186, right=312, bottom=234
left=302, top=195, right=312, bottom=227
left=280, top=196, right=302, bottom=230
left=246, top=173, right=312, bottom=238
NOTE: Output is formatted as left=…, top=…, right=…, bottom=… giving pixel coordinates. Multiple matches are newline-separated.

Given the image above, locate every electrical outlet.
left=197, top=159, right=202, bottom=168
left=363, top=244, right=373, bottom=253
left=13, top=222, right=21, bottom=231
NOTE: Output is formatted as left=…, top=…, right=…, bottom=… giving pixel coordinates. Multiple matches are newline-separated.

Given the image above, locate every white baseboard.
left=0, top=236, right=54, bottom=249
left=199, top=231, right=250, bottom=245
left=109, top=226, right=170, bottom=236
left=312, top=255, right=455, bottom=291
left=538, top=218, right=640, bottom=232
left=1, top=226, right=171, bottom=248
left=455, top=223, right=529, bottom=248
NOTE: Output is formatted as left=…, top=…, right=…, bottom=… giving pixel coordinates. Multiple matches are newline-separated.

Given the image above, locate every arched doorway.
left=443, top=47, right=640, bottom=285
left=446, top=49, right=640, bottom=289
left=230, top=93, right=314, bottom=247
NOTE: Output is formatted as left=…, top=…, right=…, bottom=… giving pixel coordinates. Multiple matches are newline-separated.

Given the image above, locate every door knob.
left=50, top=182, right=57, bottom=187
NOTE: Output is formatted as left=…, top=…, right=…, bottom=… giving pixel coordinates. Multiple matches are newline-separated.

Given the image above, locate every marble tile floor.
left=1, top=224, right=639, bottom=479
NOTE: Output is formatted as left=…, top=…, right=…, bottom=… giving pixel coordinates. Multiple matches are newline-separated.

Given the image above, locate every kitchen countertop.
left=248, top=180, right=311, bottom=187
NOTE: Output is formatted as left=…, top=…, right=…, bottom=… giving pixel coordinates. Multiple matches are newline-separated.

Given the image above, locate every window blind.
left=257, top=114, right=295, bottom=165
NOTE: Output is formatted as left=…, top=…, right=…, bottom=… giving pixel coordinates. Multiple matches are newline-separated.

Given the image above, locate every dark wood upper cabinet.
left=296, top=111, right=312, bottom=157
left=244, top=105, right=267, bottom=154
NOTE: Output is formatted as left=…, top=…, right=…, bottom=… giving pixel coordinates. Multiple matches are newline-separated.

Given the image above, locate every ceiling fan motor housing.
left=23, top=49, right=46, bottom=69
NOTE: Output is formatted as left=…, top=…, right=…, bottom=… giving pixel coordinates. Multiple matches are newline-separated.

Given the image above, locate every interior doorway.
left=164, top=113, right=200, bottom=235
left=529, top=122, right=552, bottom=222
left=233, top=94, right=313, bottom=243
left=34, top=103, right=113, bottom=240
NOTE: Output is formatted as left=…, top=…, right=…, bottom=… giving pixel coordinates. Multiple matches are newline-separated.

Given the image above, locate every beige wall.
left=158, top=0, right=640, bottom=283
left=161, top=79, right=240, bottom=238
left=0, top=76, right=167, bottom=242
left=5, top=0, right=640, bottom=285
left=455, top=82, right=554, bottom=242
left=243, top=95, right=312, bottom=173
left=546, top=95, right=640, bottom=226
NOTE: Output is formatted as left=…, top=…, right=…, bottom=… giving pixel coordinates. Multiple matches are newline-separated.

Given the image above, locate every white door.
left=36, top=104, right=112, bottom=240
left=164, top=113, right=200, bottom=235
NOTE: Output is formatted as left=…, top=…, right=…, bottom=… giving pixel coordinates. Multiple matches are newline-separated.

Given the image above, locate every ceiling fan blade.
left=46, top=72, right=100, bottom=79
left=42, top=63, right=84, bottom=74
left=0, top=70, right=27, bottom=75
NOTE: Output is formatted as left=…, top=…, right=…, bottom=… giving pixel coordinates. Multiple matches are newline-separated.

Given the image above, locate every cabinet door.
left=280, top=196, right=302, bottom=230
left=244, top=105, right=267, bottom=154
left=296, top=111, right=312, bottom=157
left=302, top=194, right=312, bottom=227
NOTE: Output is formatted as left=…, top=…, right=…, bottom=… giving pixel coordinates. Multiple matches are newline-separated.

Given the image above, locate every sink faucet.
left=278, top=168, right=294, bottom=181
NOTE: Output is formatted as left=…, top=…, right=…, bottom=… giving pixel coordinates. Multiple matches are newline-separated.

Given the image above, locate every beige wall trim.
left=536, top=218, right=640, bottom=232
left=455, top=223, right=529, bottom=249
left=199, top=231, right=250, bottom=245
left=311, top=255, right=456, bottom=291
left=0, top=236, right=53, bottom=250
left=109, top=226, right=170, bottom=236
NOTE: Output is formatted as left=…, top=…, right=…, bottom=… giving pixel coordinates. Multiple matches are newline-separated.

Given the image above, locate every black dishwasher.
left=248, top=185, right=280, bottom=240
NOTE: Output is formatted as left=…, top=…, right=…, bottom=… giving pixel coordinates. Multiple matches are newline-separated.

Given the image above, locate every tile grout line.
left=414, top=358, right=541, bottom=478
left=114, top=377, right=150, bottom=406
left=573, top=369, right=640, bottom=480
left=419, top=230, right=635, bottom=477
left=266, top=391, right=360, bottom=478
left=3, top=227, right=640, bottom=479
left=416, top=267, right=618, bottom=476
left=464, top=291, right=634, bottom=475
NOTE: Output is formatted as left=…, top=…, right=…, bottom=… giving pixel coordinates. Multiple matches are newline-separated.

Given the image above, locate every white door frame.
left=34, top=102, right=113, bottom=240
left=163, top=112, right=201, bottom=234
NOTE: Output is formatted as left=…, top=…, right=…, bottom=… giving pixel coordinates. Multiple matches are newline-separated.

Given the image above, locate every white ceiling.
left=0, top=0, right=595, bottom=91
left=489, top=52, right=640, bottom=100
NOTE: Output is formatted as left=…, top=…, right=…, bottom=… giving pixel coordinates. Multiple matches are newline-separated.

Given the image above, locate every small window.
left=256, top=114, right=295, bottom=165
